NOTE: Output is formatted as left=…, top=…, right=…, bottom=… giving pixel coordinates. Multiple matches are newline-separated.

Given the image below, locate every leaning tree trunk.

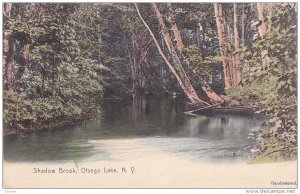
left=151, top=4, right=181, bottom=65
left=134, top=3, right=210, bottom=106
left=214, top=3, right=234, bottom=89
left=166, top=3, right=222, bottom=102
left=166, top=3, right=185, bottom=52
left=151, top=3, right=205, bottom=105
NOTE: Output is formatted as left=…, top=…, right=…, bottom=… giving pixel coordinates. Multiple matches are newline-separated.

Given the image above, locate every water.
left=3, top=96, right=262, bottom=163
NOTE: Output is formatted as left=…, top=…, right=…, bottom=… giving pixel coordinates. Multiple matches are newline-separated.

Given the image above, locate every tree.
left=118, top=8, right=148, bottom=95
left=233, top=3, right=241, bottom=87
left=3, top=3, right=108, bottom=133
left=165, top=3, right=222, bottom=102
left=135, top=3, right=210, bottom=106
left=257, top=3, right=269, bottom=66
left=214, top=3, right=234, bottom=89
left=240, top=4, right=245, bottom=45
left=257, top=3, right=268, bottom=38
left=3, top=3, right=14, bottom=90
left=231, top=3, right=297, bottom=161
left=166, top=3, right=184, bottom=52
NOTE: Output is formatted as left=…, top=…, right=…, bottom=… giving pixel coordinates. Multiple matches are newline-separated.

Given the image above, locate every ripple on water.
left=84, top=137, right=251, bottom=163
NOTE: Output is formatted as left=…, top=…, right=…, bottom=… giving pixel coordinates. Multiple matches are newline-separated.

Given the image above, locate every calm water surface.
left=4, top=97, right=261, bottom=163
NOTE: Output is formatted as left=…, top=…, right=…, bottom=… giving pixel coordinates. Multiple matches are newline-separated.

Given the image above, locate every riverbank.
left=3, top=112, right=98, bottom=135
left=3, top=156, right=297, bottom=188
left=3, top=91, right=103, bottom=135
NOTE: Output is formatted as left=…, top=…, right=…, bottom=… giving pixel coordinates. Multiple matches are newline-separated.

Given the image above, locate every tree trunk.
left=200, top=23, right=206, bottom=59
left=196, top=23, right=203, bottom=57
left=166, top=3, right=184, bottom=52
left=134, top=3, right=210, bottom=106
left=214, top=3, right=233, bottom=89
left=135, top=35, right=148, bottom=91
left=151, top=3, right=205, bottom=104
left=3, top=3, right=14, bottom=90
left=3, top=31, right=15, bottom=90
left=127, top=35, right=136, bottom=95
left=166, top=3, right=222, bottom=102
left=132, top=34, right=138, bottom=93
left=226, top=23, right=237, bottom=89
left=266, top=4, right=273, bottom=32
left=257, top=3, right=268, bottom=38
left=194, top=69, right=223, bottom=102
left=257, top=3, right=268, bottom=65
left=241, top=4, right=245, bottom=45
left=151, top=4, right=181, bottom=65
left=3, top=3, right=12, bottom=17
left=233, top=3, right=241, bottom=88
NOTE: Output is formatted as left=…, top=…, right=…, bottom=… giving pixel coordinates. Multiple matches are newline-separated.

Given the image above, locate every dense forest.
left=3, top=3, right=297, bottom=162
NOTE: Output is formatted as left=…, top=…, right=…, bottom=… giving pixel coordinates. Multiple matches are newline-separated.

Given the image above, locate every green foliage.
left=175, top=3, right=216, bottom=35
left=231, top=3, right=297, bottom=162
left=3, top=4, right=107, bottom=134
left=227, top=75, right=277, bottom=103
left=4, top=91, right=100, bottom=134
left=183, top=44, right=220, bottom=76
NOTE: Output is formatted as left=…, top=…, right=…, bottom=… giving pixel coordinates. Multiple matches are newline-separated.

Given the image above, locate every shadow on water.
left=3, top=96, right=261, bottom=163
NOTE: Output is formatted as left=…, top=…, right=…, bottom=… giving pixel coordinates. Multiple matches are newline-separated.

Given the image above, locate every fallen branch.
left=184, top=103, right=221, bottom=115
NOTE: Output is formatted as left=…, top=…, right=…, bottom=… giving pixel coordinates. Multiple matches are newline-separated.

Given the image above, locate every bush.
left=3, top=91, right=100, bottom=134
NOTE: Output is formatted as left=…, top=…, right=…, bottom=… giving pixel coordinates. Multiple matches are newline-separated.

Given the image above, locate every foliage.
left=230, top=3, right=297, bottom=161
left=3, top=4, right=107, bottom=133
left=226, top=75, right=277, bottom=103
left=183, top=44, right=221, bottom=76
left=3, top=91, right=101, bottom=134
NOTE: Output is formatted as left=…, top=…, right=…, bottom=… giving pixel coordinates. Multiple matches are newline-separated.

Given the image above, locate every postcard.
left=2, top=2, right=297, bottom=190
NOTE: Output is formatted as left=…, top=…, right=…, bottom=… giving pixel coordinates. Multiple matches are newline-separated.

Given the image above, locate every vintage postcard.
left=2, top=1, right=298, bottom=191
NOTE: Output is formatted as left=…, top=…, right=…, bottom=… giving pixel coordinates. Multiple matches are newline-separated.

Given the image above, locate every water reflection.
left=3, top=96, right=260, bottom=163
